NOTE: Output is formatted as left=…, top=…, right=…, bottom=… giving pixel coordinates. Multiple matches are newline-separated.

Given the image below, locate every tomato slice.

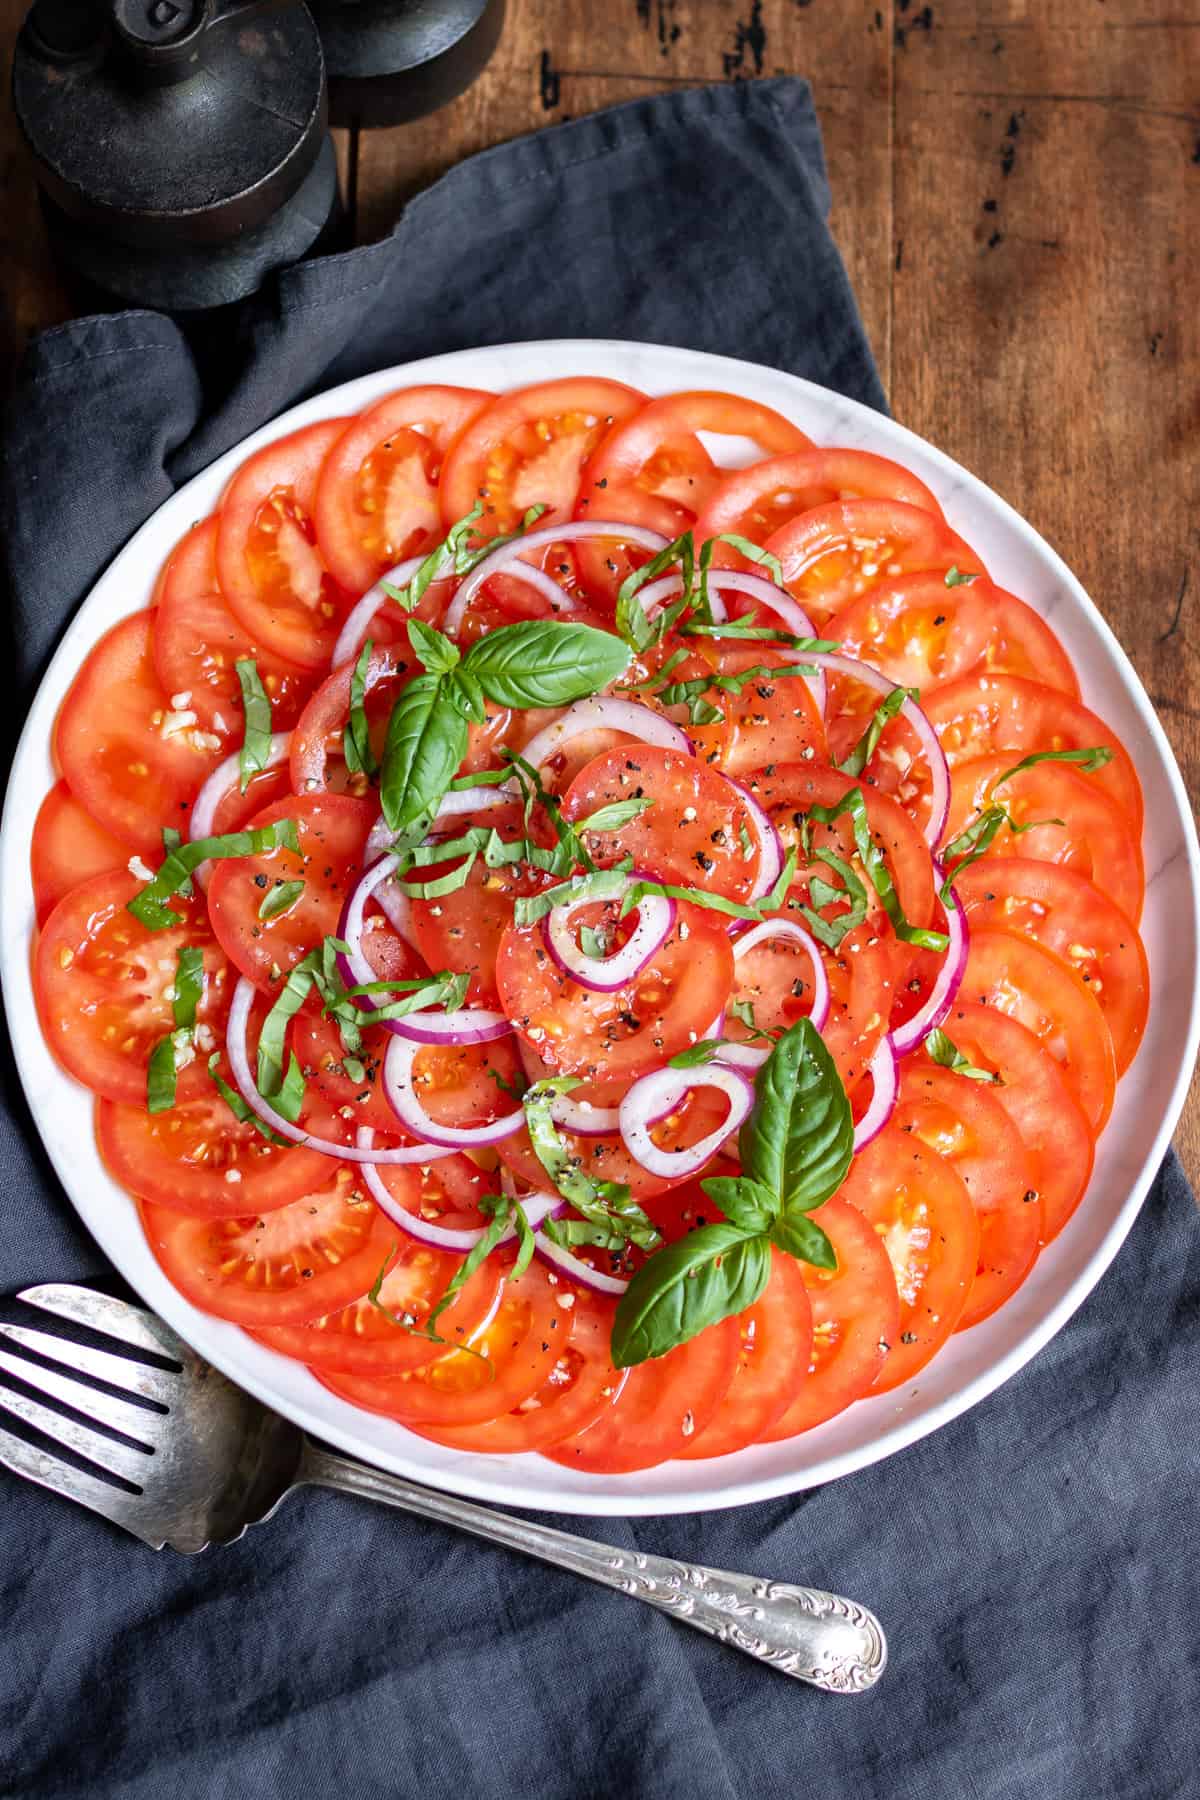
left=954, top=859, right=1148, bottom=1074
left=759, top=1198, right=899, bottom=1439
left=545, top=1315, right=740, bottom=1473
left=945, top=755, right=1144, bottom=924
left=35, top=871, right=232, bottom=1105
left=216, top=420, right=355, bottom=671
left=962, top=926, right=1117, bottom=1132
left=893, top=1064, right=1040, bottom=1330
left=831, top=573, right=1079, bottom=698
left=207, top=792, right=375, bottom=987
left=840, top=1126, right=979, bottom=1392
left=562, top=745, right=765, bottom=901
left=320, top=1260, right=570, bottom=1426
left=497, top=908, right=733, bottom=1084
left=252, top=1234, right=503, bottom=1374
left=153, top=517, right=314, bottom=733
left=694, top=447, right=944, bottom=547
left=934, top=1002, right=1094, bottom=1240
left=439, top=378, right=646, bottom=537
left=96, top=1086, right=335, bottom=1219
left=313, top=386, right=492, bottom=593
left=577, top=390, right=811, bottom=538
left=288, top=642, right=411, bottom=796
left=924, top=674, right=1143, bottom=831
left=409, top=1289, right=629, bottom=1453
left=765, top=499, right=987, bottom=623
left=139, top=1175, right=391, bottom=1325
left=54, top=612, right=224, bottom=855
left=32, top=781, right=128, bottom=925
left=678, top=1251, right=813, bottom=1458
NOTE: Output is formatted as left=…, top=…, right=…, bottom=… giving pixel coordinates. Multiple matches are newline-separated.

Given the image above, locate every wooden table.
left=2, top=0, right=1197, bottom=1171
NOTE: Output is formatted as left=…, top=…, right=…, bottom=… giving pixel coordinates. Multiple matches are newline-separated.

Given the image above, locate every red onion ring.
left=547, top=1092, right=621, bottom=1136
left=442, top=520, right=670, bottom=637
left=534, top=1232, right=630, bottom=1296
left=723, top=775, right=784, bottom=904
left=618, top=1063, right=754, bottom=1181
left=225, top=977, right=453, bottom=1164
left=888, top=878, right=969, bottom=1055
left=330, top=555, right=423, bottom=669
left=187, top=732, right=292, bottom=886
left=356, top=1128, right=557, bottom=1251
left=851, top=1038, right=899, bottom=1151
left=383, top=1034, right=524, bottom=1148
left=544, top=877, right=675, bottom=993
left=519, top=695, right=692, bottom=773
left=715, top=919, right=831, bottom=1071
left=796, top=651, right=950, bottom=846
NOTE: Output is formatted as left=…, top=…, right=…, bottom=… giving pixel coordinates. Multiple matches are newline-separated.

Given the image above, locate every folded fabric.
left=0, top=77, right=1194, bottom=1800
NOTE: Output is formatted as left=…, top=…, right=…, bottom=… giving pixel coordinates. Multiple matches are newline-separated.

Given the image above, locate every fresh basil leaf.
left=379, top=672, right=468, bottom=833
left=739, top=1018, right=853, bottom=1216
left=146, top=1034, right=180, bottom=1116
left=577, top=797, right=654, bottom=834
left=770, top=1212, right=836, bottom=1269
left=128, top=820, right=300, bottom=930
left=408, top=617, right=461, bottom=677
left=611, top=1225, right=770, bottom=1367
left=837, top=685, right=917, bottom=780
left=235, top=659, right=272, bottom=794
left=445, top=667, right=487, bottom=725
left=944, top=566, right=977, bottom=587
left=463, top=621, right=630, bottom=708
left=258, top=879, right=305, bottom=922
left=925, top=1026, right=1002, bottom=1084
left=699, top=1174, right=777, bottom=1234
left=342, top=640, right=379, bottom=779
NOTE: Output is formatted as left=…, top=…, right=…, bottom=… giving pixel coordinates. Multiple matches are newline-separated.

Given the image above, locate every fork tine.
left=17, top=1284, right=191, bottom=1363
left=0, top=1346, right=158, bottom=1447
left=0, top=1419, right=152, bottom=1542
left=0, top=1380, right=151, bottom=1483
left=0, top=1323, right=176, bottom=1406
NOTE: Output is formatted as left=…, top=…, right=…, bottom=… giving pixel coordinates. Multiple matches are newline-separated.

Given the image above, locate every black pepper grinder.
left=310, top=0, right=506, bottom=129
left=12, top=0, right=341, bottom=312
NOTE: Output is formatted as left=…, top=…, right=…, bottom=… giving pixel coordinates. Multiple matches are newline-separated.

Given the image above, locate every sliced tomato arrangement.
left=33, top=377, right=1147, bottom=1474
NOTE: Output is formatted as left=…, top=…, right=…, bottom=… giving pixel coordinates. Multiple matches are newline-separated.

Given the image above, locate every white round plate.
left=3, top=340, right=1197, bottom=1516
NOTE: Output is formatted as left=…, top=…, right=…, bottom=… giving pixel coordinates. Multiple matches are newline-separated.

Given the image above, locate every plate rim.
left=3, top=335, right=1197, bottom=1517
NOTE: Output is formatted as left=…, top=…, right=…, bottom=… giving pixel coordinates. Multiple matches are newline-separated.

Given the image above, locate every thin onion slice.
left=187, top=732, right=292, bottom=885
left=225, top=977, right=453, bottom=1164
left=383, top=1034, right=524, bottom=1148
left=544, top=881, right=674, bottom=993
left=852, top=1039, right=898, bottom=1151
left=535, top=1231, right=630, bottom=1296
left=724, top=776, right=784, bottom=904
left=443, top=520, right=670, bottom=637
left=715, top=919, right=831, bottom=1071
left=797, top=651, right=950, bottom=846
left=548, top=1091, right=620, bottom=1136
left=889, top=876, right=969, bottom=1055
left=519, top=695, right=692, bottom=774
left=357, top=1128, right=556, bottom=1251
left=618, top=1063, right=754, bottom=1181
left=330, top=555, right=423, bottom=669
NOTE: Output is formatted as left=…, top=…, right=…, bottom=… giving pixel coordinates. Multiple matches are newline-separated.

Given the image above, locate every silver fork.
left=0, top=1283, right=886, bottom=1693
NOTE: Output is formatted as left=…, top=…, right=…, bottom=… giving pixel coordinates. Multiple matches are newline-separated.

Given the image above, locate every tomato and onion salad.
left=29, top=376, right=1147, bottom=1473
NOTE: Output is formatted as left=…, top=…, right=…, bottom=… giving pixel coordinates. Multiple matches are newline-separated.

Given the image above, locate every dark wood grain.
left=0, top=0, right=1195, bottom=1173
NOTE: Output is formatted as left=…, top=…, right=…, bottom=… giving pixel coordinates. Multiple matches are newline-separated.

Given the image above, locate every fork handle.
left=300, top=1443, right=886, bottom=1692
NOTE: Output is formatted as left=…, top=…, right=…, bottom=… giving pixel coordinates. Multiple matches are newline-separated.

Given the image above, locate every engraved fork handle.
left=300, top=1443, right=886, bottom=1692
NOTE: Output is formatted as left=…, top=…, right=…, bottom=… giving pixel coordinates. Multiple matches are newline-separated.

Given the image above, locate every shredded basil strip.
left=800, top=788, right=950, bottom=952
left=997, top=745, right=1115, bottom=782
left=381, top=503, right=550, bottom=616
left=235, top=659, right=273, bottom=794
left=512, top=867, right=633, bottom=929
left=523, top=1080, right=661, bottom=1249
left=837, top=685, right=918, bottom=780
left=925, top=1027, right=1002, bottom=1084
left=128, top=820, right=300, bottom=930
left=258, top=879, right=306, bottom=922
left=944, top=566, right=976, bottom=587
left=146, top=1036, right=180, bottom=1116
left=207, top=1053, right=290, bottom=1145
left=255, top=954, right=318, bottom=1122
left=617, top=849, right=798, bottom=926
left=342, top=639, right=379, bottom=778
left=161, top=826, right=192, bottom=897
left=614, top=532, right=696, bottom=651
left=938, top=744, right=1115, bottom=898
left=146, top=945, right=206, bottom=1115
left=667, top=1039, right=725, bottom=1068
left=172, top=945, right=204, bottom=1032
